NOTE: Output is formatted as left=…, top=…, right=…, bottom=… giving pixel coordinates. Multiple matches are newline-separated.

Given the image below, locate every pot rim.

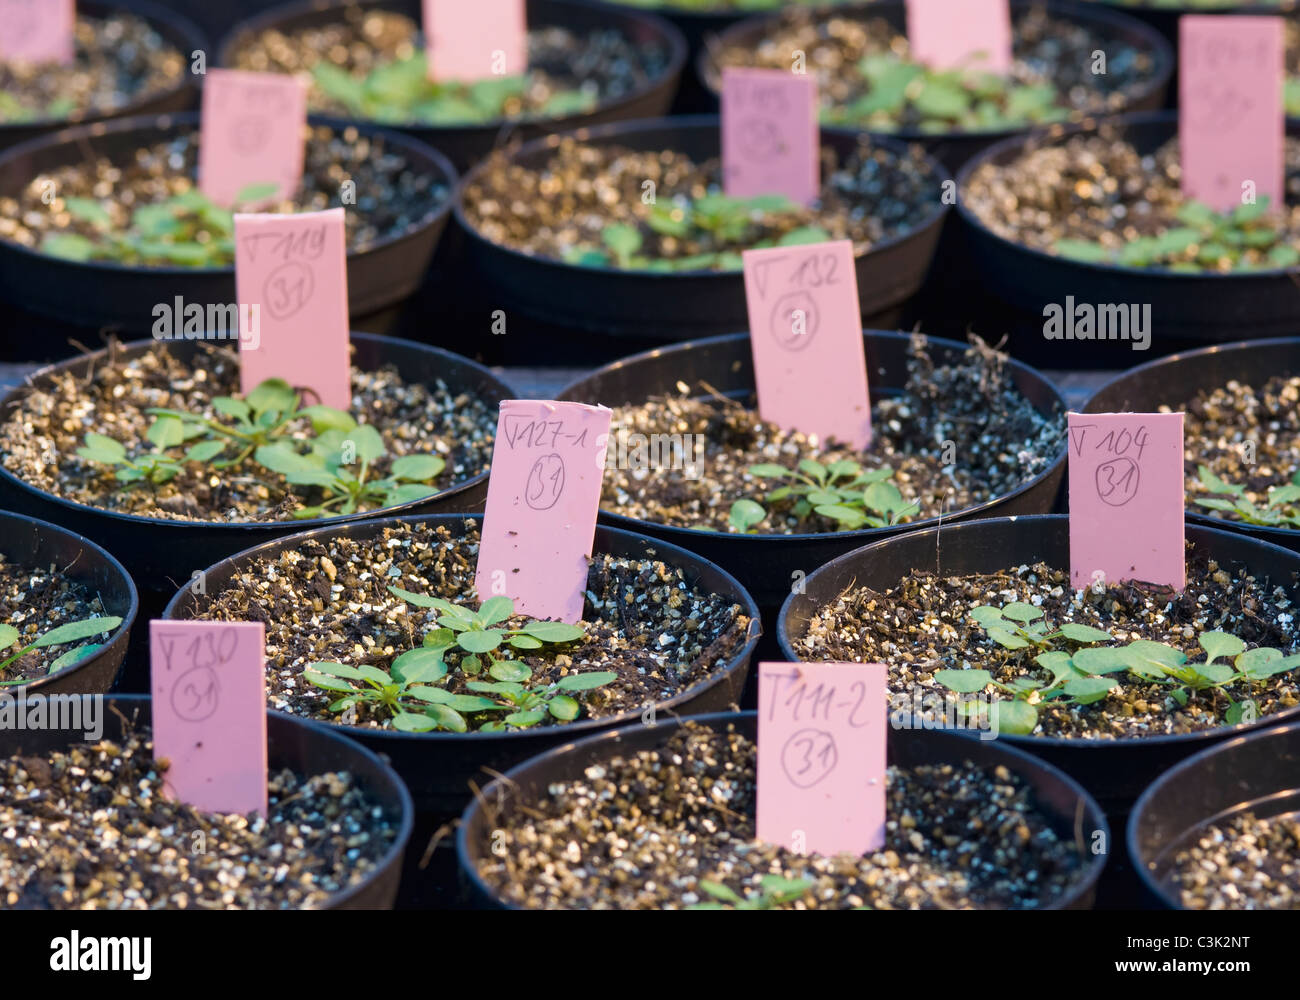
left=451, top=112, right=953, bottom=280
left=215, top=0, right=690, bottom=137
left=454, top=708, right=1111, bottom=910
left=0, top=509, right=140, bottom=694
left=557, top=328, right=1069, bottom=543
left=955, top=108, right=1300, bottom=281
left=0, top=110, right=460, bottom=278
left=159, top=512, right=763, bottom=745
left=1125, top=716, right=1300, bottom=910
left=0, top=332, right=512, bottom=534
left=0, top=0, right=207, bottom=134
left=1082, top=335, right=1300, bottom=542
left=695, top=0, right=1175, bottom=145
left=776, top=512, right=1300, bottom=750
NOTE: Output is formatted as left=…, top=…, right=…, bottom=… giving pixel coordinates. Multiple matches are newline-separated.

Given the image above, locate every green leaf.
left=245, top=378, right=298, bottom=419
left=33, top=616, right=122, bottom=648
left=1001, top=602, right=1044, bottom=624
left=63, top=196, right=113, bottom=228
left=233, top=182, right=280, bottom=205
left=986, top=626, right=1030, bottom=650
left=388, top=586, right=440, bottom=608
left=548, top=695, right=580, bottom=721
left=933, top=669, right=992, bottom=693
left=346, top=425, right=386, bottom=464
left=778, top=226, right=832, bottom=246
left=969, top=606, right=1006, bottom=627
left=405, top=688, right=500, bottom=712
left=390, top=454, right=446, bottom=482
left=184, top=440, right=226, bottom=464
left=1062, top=676, right=1119, bottom=702
left=729, top=498, right=766, bottom=532
left=255, top=442, right=323, bottom=477
left=1054, top=239, right=1112, bottom=263
left=504, top=709, right=546, bottom=728
left=697, top=880, right=742, bottom=904
left=488, top=659, right=532, bottom=683
left=1070, top=646, right=1138, bottom=675
left=521, top=621, right=585, bottom=643
left=423, top=704, right=468, bottom=733
left=477, top=596, right=514, bottom=626
left=1057, top=623, right=1114, bottom=644
left=389, top=646, right=448, bottom=685
left=798, top=459, right=827, bottom=483
left=299, top=405, right=356, bottom=434
left=814, top=504, right=868, bottom=529
left=1199, top=631, right=1247, bottom=664
left=0, top=625, right=19, bottom=649
left=458, top=630, right=504, bottom=654
left=78, top=432, right=127, bottom=465
left=145, top=415, right=184, bottom=450
left=555, top=671, right=618, bottom=692
left=303, top=668, right=360, bottom=694
left=990, top=699, right=1038, bottom=736
left=601, top=223, right=643, bottom=262
left=509, top=634, right=543, bottom=650
left=48, top=643, right=102, bottom=671
left=748, top=463, right=792, bottom=479
left=392, top=711, right=440, bottom=733
left=1189, top=662, right=1236, bottom=685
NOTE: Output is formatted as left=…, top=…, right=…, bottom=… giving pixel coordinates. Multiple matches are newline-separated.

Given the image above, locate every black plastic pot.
left=0, top=511, right=138, bottom=695
left=0, top=111, right=457, bottom=335
left=776, top=513, right=1300, bottom=906
left=456, top=116, right=949, bottom=342
left=218, top=0, right=688, bottom=173
left=697, top=0, right=1173, bottom=175
left=1128, top=718, right=1300, bottom=909
left=1087, top=0, right=1296, bottom=110
left=163, top=513, right=760, bottom=907
left=0, top=0, right=205, bottom=153
left=0, top=694, right=413, bottom=909
left=456, top=709, right=1109, bottom=909
left=956, top=111, right=1300, bottom=362
left=559, top=330, right=1067, bottom=614
left=1085, top=336, right=1300, bottom=555
left=0, top=333, right=513, bottom=688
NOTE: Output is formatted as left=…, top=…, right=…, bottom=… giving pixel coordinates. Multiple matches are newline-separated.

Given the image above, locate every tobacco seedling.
left=562, top=193, right=829, bottom=273
left=307, top=593, right=615, bottom=732
left=970, top=602, right=1114, bottom=652
left=42, top=183, right=279, bottom=268
left=311, top=55, right=595, bottom=126
left=1193, top=465, right=1300, bottom=529
left=78, top=378, right=447, bottom=516
left=688, top=875, right=815, bottom=910
left=827, top=52, right=1064, bottom=132
left=1054, top=198, right=1300, bottom=273
left=0, top=616, right=124, bottom=685
left=729, top=460, right=919, bottom=533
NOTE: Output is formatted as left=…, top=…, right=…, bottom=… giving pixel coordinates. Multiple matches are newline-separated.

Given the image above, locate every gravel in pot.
left=700, top=0, right=1172, bottom=172
left=560, top=330, right=1067, bottom=611
left=1129, top=719, right=1300, bottom=909
left=0, top=112, right=457, bottom=330
left=220, top=0, right=687, bottom=170
left=456, top=116, right=949, bottom=339
left=0, top=511, right=137, bottom=695
left=0, top=695, right=413, bottom=909
left=956, top=111, right=1300, bottom=354
left=1085, top=338, right=1300, bottom=553
left=457, top=712, right=1108, bottom=909
left=0, top=0, right=202, bottom=151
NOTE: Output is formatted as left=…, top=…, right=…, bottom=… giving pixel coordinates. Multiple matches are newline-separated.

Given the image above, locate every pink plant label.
left=234, top=207, right=351, bottom=409
left=475, top=400, right=612, bottom=623
left=1180, top=16, right=1284, bottom=213
left=150, top=620, right=268, bottom=817
left=1067, top=412, right=1186, bottom=591
left=905, top=0, right=1012, bottom=73
left=742, top=240, right=872, bottom=449
left=423, top=0, right=527, bottom=82
left=721, top=67, right=819, bottom=207
left=199, top=69, right=308, bottom=210
left=0, top=0, right=74, bottom=65
left=758, top=662, right=888, bottom=856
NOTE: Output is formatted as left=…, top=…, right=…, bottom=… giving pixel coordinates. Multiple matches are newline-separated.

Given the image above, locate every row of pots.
left=5, top=108, right=1300, bottom=359
left=8, top=503, right=1297, bottom=909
